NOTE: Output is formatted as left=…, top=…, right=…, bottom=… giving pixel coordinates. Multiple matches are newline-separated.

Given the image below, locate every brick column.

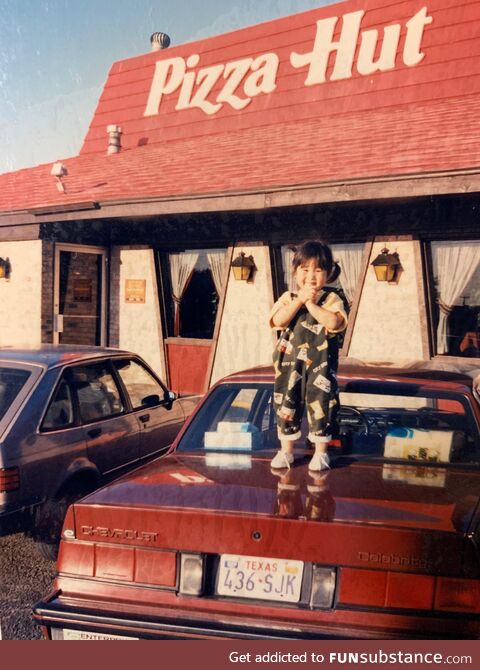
left=41, top=241, right=55, bottom=343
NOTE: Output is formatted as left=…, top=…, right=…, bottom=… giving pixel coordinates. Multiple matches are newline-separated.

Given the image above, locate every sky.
left=0, top=0, right=337, bottom=175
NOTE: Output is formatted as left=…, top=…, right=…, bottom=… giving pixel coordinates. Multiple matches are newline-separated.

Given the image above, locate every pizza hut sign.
left=145, top=7, right=432, bottom=118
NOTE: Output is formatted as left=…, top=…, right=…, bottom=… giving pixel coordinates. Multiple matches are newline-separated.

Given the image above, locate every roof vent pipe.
left=150, top=32, right=171, bottom=51
left=50, top=162, right=68, bottom=192
left=107, top=125, right=122, bottom=155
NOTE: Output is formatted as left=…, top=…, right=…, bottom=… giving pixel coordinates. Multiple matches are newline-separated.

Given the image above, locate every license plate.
left=61, top=628, right=137, bottom=640
left=217, top=554, right=304, bottom=603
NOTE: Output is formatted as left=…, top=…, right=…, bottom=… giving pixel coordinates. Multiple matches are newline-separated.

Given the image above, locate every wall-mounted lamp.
left=0, top=257, right=12, bottom=281
left=371, top=247, right=401, bottom=283
left=231, top=252, right=255, bottom=281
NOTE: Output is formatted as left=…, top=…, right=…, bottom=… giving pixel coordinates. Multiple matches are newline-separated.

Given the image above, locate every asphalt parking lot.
left=0, top=534, right=56, bottom=640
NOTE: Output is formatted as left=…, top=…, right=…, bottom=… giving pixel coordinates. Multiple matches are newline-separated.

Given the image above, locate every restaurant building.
left=0, top=0, right=479, bottom=394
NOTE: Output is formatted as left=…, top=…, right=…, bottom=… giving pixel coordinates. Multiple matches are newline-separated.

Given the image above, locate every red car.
left=34, top=362, right=480, bottom=639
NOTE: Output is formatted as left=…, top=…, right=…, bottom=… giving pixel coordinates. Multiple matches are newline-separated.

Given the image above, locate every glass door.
left=54, top=245, right=107, bottom=346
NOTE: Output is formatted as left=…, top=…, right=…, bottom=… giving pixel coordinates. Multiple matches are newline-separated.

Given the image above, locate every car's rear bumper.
left=33, top=592, right=473, bottom=641
left=32, top=593, right=368, bottom=640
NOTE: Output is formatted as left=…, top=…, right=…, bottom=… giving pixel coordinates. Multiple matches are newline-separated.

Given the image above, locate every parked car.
left=34, top=361, right=480, bottom=639
left=0, top=346, right=197, bottom=558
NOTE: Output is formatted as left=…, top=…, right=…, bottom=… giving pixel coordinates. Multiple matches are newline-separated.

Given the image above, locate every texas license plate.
left=217, top=554, right=304, bottom=603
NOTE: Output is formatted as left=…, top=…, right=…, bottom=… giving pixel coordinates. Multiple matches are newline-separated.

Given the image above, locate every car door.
left=70, top=362, right=140, bottom=474
left=112, top=358, right=185, bottom=459
left=19, top=371, right=87, bottom=507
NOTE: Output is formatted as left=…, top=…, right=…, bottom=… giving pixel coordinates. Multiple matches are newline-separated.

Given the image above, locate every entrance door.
left=54, top=245, right=107, bottom=346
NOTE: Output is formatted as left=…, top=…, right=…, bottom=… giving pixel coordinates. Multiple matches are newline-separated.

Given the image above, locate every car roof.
left=0, top=344, right=131, bottom=370
left=221, top=359, right=479, bottom=390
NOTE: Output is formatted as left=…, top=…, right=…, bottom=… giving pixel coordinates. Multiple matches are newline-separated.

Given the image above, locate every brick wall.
left=108, top=247, right=120, bottom=347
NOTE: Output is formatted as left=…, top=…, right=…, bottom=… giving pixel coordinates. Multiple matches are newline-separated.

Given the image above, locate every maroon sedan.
left=34, top=362, right=480, bottom=639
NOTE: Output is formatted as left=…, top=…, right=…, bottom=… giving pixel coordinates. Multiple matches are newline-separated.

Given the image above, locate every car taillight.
left=0, top=467, right=20, bottom=492
left=339, top=568, right=480, bottom=615
left=435, top=578, right=480, bottom=613
left=57, top=541, right=177, bottom=588
left=338, top=568, right=435, bottom=610
left=179, top=553, right=205, bottom=595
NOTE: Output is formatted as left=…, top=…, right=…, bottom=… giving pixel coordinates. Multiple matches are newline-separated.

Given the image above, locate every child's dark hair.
left=291, top=240, right=341, bottom=283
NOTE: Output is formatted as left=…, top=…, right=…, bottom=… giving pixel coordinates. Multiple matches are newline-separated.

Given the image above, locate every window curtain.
left=169, top=252, right=199, bottom=336
left=331, top=243, right=364, bottom=305
left=431, top=241, right=480, bottom=354
left=207, top=251, right=228, bottom=295
left=281, top=246, right=295, bottom=292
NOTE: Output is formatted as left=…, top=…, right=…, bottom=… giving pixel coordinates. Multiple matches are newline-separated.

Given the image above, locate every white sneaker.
left=270, top=451, right=294, bottom=469
left=308, top=452, right=330, bottom=472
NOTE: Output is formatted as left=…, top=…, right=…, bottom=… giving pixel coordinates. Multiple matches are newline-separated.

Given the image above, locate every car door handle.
left=139, top=414, right=150, bottom=423
left=87, top=427, right=102, bottom=438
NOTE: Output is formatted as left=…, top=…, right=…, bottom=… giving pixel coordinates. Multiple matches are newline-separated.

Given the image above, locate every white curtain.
left=207, top=251, right=228, bottom=295
left=281, top=246, right=295, bottom=292
left=169, top=252, right=199, bottom=335
left=331, top=243, right=364, bottom=304
left=431, top=241, right=480, bottom=354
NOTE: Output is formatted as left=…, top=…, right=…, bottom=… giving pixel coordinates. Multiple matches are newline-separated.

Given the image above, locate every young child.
left=269, top=240, right=347, bottom=471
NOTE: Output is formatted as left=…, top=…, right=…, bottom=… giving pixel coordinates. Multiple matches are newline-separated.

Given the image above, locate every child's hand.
left=298, top=286, right=319, bottom=304
left=297, top=286, right=312, bottom=303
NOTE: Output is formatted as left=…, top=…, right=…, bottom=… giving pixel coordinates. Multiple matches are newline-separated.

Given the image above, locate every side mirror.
left=141, top=394, right=162, bottom=408
left=159, top=390, right=177, bottom=410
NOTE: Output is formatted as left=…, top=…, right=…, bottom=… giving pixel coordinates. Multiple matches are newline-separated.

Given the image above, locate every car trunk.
left=62, top=454, right=480, bottom=579
left=35, top=453, right=480, bottom=640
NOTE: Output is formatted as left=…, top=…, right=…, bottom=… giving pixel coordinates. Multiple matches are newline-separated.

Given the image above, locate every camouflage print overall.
left=272, top=290, right=344, bottom=444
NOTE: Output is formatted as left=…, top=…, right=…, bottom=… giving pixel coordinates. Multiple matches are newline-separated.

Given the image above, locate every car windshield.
left=0, top=366, right=32, bottom=422
left=175, top=382, right=480, bottom=466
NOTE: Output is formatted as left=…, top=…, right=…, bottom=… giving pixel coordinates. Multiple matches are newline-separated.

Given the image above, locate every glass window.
left=114, top=359, right=165, bottom=409
left=430, top=241, right=480, bottom=358
left=177, top=384, right=276, bottom=453
left=58, top=250, right=103, bottom=346
left=71, top=364, right=123, bottom=423
left=42, top=377, right=74, bottom=430
left=0, top=367, right=31, bottom=422
left=176, top=382, right=478, bottom=465
left=164, top=248, right=227, bottom=339
left=336, top=388, right=475, bottom=464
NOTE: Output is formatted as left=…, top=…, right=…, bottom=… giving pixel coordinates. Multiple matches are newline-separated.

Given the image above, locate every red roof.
left=1, top=0, right=479, bottom=214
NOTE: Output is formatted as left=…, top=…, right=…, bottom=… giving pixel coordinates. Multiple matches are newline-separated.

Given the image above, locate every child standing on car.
left=269, top=240, right=347, bottom=471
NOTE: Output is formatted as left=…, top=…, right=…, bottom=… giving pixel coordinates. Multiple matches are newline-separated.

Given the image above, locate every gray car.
left=0, top=346, right=197, bottom=558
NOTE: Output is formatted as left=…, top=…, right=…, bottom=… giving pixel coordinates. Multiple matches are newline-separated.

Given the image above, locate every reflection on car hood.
left=80, top=453, right=480, bottom=535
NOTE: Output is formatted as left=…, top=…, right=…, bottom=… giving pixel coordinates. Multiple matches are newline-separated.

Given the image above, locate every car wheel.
left=34, top=497, right=69, bottom=560
left=36, top=534, right=62, bottom=561
left=33, top=481, right=95, bottom=561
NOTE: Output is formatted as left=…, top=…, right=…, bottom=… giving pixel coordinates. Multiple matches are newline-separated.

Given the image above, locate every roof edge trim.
left=1, top=167, right=480, bottom=225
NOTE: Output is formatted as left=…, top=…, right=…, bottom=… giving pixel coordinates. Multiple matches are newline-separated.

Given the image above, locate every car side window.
left=42, top=377, right=74, bottom=430
left=71, top=363, right=124, bottom=423
left=114, top=359, right=165, bottom=410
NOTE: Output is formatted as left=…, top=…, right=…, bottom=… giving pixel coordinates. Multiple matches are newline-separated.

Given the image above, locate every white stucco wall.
left=211, top=244, right=276, bottom=384
left=118, top=248, right=165, bottom=377
left=0, top=240, right=42, bottom=347
left=348, top=240, right=427, bottom=362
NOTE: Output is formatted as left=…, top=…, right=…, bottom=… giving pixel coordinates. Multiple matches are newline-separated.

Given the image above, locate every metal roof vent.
left=107, top=125, right=122, bottom=155
left=150, top=32, right=171, bottom=51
